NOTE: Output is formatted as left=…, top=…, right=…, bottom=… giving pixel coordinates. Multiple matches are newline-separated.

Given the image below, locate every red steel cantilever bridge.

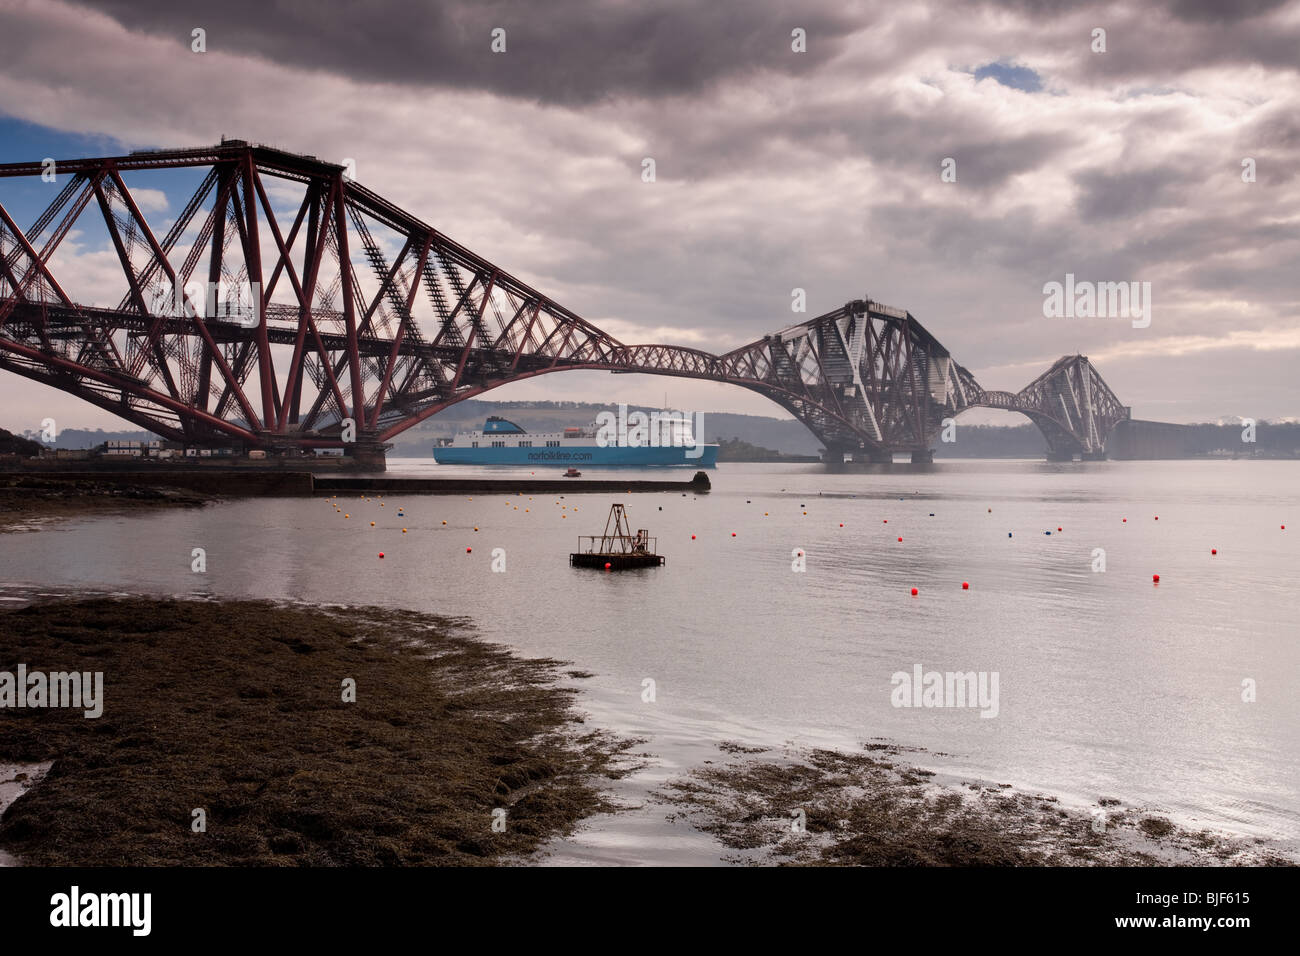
left=0, top=141, right=1129, bottom=463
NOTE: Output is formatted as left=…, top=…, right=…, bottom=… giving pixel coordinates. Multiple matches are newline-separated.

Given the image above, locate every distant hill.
left=16, top=427, right=157, bottom=450
left=0, top=427, right=44, bottom=457
left=10, top=406, right=1298, bottom=459
left=932, top=424, right=1047, bottom=458
left=715, top=437, right=818, bottom=462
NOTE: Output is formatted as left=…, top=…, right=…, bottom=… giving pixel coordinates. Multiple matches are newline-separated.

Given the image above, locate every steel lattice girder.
left=0, top=142, right=1128, bottom=456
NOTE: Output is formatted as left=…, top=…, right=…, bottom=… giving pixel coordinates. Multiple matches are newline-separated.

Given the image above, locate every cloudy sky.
left=0, top=0, right=1296, bottom=433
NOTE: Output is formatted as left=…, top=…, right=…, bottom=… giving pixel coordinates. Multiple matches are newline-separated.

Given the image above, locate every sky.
left=0, top=0, right=1296, bottom=433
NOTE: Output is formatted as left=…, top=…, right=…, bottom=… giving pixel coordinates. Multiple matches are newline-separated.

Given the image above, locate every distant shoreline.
left=0, top=474, right=214, bottom=533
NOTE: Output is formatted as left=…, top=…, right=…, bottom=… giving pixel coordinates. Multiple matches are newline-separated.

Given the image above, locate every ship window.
left=471, top=441, right=478, bottom=448
left=547, top=440, right=560, bottom=447
left=519, top=441, right=531, bottom=447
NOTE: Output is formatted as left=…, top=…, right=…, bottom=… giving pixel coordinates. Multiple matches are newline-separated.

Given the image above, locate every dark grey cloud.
left=617, top=96, right=1081, bottom=192
left=1073, top=164, right=1190, bottom=221
left=1167, top=0, right=1290, bottom=23
left=976, top=0, right=1288, bottom=23
left=76, top=0, right=862, bottom=105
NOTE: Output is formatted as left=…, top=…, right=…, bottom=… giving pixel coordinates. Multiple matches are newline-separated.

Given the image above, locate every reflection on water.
left=1, top=458, right=1297, bottom=863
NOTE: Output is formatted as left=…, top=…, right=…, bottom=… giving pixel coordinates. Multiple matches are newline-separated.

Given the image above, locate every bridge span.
left=0, top=141, right=1135, bottom=463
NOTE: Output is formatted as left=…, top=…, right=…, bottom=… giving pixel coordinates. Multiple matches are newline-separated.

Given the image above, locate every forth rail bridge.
left=0, top=141, right=1174, bottom=466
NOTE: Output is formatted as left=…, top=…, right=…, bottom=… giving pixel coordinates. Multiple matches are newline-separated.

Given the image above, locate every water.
left=2, top=458, right=1297, bottom=863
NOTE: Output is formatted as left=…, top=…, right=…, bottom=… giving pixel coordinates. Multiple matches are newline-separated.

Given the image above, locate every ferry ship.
left=433, top=416, right=718, bottom=467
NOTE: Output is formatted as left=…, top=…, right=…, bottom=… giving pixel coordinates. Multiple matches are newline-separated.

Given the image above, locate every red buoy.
left=962, top=582, right=969, bottom=590
left=1154, top=516, right=1159, bottom=521
left=1211, top=549, right=1217, bottom=555
left=691, top=534, right=696, bottom=539
left=897, top=536, right=902, bottom=542
left=378, top=552, right=384, bottom=558
left=1152, top=573, right=1160, bottom=583
left=466, top=547, right=472, bottom=553
left=1122, top=518, right=1127, bottom=522
left=604, top=562, right=611, bottom=570
left=731, top=532, right=737, bottom=537
left=910, top=587, right=918, bottom=596
left=1057, top=527, right=1062, bottom=532
left=839, top=523, right=844, bottom=527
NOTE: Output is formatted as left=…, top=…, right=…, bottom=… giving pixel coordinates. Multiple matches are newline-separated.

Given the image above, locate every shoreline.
left=659, top=743, right=1296, bottom=866
left=0, top=475, right=216, bottom=533
left=0, top=596, right=635, bottom=866
left=1, top=588, right=1292, bottom=866
left=0, top=467, right=713, bottom=500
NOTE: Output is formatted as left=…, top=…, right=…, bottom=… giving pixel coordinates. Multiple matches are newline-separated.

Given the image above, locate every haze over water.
left=2, top=459, right=1296, bottom=864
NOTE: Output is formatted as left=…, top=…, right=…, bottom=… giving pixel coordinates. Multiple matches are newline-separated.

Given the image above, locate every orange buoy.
left=402, top=529, right=407, bottom=533
left=370, top=521, right=375, bottom=526
left=474, top=526, right=479, bottom=531
left=910, top=587, right=918, bottom=596
left=441, top=520, right=447, bottom=525
left=344, top=513, right=350, bottom=518
left=961, top=582, right=969, bottom=590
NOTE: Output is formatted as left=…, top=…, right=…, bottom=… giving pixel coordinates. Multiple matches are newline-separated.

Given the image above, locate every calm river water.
left=1, top=458, right=1296, bottom=864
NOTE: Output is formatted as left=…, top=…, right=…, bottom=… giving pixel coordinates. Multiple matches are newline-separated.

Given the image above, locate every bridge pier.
left=910, top=449, right=934, bottom=464
left=827, top=446, right=893, bottom=464
left=1046, top=450, right=1077, bottom=462
left=342, top=442, right=390, bottom=471
left=1081, top=450, right=1108, bottom=461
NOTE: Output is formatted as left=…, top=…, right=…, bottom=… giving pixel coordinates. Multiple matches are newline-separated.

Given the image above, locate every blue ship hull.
left=433, top=445, right=717, bottom=467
